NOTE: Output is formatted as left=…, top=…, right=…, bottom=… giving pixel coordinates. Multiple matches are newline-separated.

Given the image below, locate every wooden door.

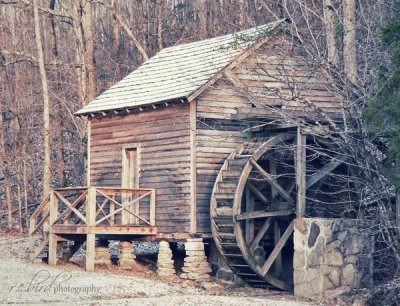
left=122, top=148, right=139, bottom=224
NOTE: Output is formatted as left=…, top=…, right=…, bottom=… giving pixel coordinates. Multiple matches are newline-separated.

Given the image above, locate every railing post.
left=28, top=218, right=36, bottom=262
left=87, top=186, right=96, bottom=226
left=48, top=190, right=58, bottom=266
left=86, top=186, right=96, bottom=272
left=150, top=189, right=156, bottom=226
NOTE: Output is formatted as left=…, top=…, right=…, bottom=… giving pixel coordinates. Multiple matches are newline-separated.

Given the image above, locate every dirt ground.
left=0, top=234, right=316, bottom=306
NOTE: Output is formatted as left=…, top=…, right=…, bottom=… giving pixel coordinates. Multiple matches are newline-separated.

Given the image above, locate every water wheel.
left=210, top=130, right=359, bottom=290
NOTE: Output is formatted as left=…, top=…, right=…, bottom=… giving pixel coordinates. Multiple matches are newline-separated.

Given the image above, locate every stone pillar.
left=94, top=239, right=112, bottom=265
left=118, top=241, right=136, bottom=270
left=293, top=218, right=374, bottom=300
left=157, top=241, right=176, bottom=276
left=180, top=238, right=212, bottom=282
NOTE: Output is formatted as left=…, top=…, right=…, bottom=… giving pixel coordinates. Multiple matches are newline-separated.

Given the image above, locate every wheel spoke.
left=250, top=158, right=294, bottom=205
left=260, top=220, right=294, bottom=277
left=236, top=209, right=294, bottom=220
left=246, top=181, right=268, bottom=204
left=306, top=155, right=347, bottom=189
left=249, top=218, right=272, bottom=251
left=273, top=220, right=283, bottom=277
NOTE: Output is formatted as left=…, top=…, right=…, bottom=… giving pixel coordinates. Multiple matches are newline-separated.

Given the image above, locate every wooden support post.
left=48, top=233, right=58, bottom=266
left=245, top=187, right=254, bottom=243
left=269, top=158, right=278, bottom=202
left=189, top=99, right=197, bottom=233
left=86, top=233, right=95, bottom=272
left=86, top=187, right=96, bottom=272
left=87, top=187, right=96, bottom=226
left=273, top=220, right=283, bottom=277
left=296, top=128, right=306, bottom=217
left=150, top=189, right=156, bottom=226
left=28, top=219, right=36, bottom=262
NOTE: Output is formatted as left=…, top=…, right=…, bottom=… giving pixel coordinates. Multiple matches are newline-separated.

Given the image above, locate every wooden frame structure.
left=29, top=186, right=156, bottom=271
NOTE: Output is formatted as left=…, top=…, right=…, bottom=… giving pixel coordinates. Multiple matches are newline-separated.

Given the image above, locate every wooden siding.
left=194, top=36, right=342, bottom=233
left=90, top=103, right=191, bottom=233
left=195, top=80, right=249, bottom=233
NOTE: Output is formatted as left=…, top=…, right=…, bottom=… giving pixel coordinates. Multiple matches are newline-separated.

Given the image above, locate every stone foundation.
left=118, top=241, right=136, bottom=270
left=294, top=218, right=374, bottom=300
left=180, top=238, right=212, bottom=282
left=94, top=240, right=112, bottom=265
left=157, top=241, right=176, bottom=276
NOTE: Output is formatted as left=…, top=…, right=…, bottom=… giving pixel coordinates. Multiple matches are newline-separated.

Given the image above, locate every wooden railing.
left=28, top=186, right=156, bottom=263
left=29, top=186, right=156, bottom=235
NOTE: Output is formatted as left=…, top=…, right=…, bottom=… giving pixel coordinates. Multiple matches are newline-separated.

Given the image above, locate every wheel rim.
left=211, top=132, right=360, bottom=290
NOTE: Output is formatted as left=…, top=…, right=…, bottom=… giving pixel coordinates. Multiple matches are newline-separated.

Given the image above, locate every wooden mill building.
left=29, top=20, right=352, bottom=290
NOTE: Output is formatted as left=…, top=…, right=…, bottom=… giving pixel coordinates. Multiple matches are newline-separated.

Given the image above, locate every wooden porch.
left=28, top=186, right=156, bottom=271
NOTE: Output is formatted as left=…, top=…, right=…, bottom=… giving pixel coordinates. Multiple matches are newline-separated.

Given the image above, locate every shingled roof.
left=75, top=20, right=284, bottom=116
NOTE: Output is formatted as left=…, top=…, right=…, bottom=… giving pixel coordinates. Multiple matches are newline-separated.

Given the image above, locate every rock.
left=293, top=251, right=305, bottom=269
left=308, top=222, right=320, bottom=248
left=157, top=240, right=175, bottom=277
left=324, top=250, right=344, bottom=266
left=118, top=241, right=136, bottom=270
left=341, top=264, right=356, bottom=286
left=180, top=238, right=211, bottom=282
left=328, top=268, right=341, bottom=287
left=295, top=218, right=308, bottom=235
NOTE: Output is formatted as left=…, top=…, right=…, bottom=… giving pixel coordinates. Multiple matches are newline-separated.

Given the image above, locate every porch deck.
left=28, top=186, right=157, bottom=271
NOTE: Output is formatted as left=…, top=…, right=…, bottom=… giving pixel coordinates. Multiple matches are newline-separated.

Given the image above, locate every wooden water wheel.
left=210, top=130, right=359, bottom=290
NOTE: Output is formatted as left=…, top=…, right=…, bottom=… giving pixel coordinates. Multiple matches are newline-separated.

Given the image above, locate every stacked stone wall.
left=294, top=218, right=374, bottom=300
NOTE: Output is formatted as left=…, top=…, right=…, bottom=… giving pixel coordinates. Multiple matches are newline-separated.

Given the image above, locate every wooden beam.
left=189, top=99, right=197, bottom=233
left=30, top=194, right=50, bottom=220
left=249, top=218, right=272, bottom=251
left=306, top=155, right=347, bottom=189
left=95, top=190, right=151, bottom=225
left=236, top=209, right=294, bottom=220
left=150, top=190, right=156, bottom=226
left=250, top=159, right=294, bottom=205
left=246, top=181, right=269, bottom=204
left=62, top=241, right=84, bottom=262
left=54, top=191, right=87, bottom=224
left=52, top=190, right=88, bottom=225
left=260, top=220, right=294, bottom=277
left=48, top=233, right=58, bottom=266
left=86, top=233, right=95, bottom=272
left=269, top=159, right=278, bottom=200
left=273, top=220, right=283, bottom=277
left=296, top=128, right=306, bottom=217
left=29, top=236, right=49, bottom=263
left=245, top=187, right=255, bottom=243
left=30, top=211, right=50, bottom=236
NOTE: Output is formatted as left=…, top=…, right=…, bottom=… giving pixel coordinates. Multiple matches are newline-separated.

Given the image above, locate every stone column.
left=157, top=241, right=176, bottom=276
left=118, top=241, right=136, bottom=270
left=180, top=238, right=212, bottom=282
left=293, top=218, right=374, bottom=300
left=94, top=239, right=112, bottom=265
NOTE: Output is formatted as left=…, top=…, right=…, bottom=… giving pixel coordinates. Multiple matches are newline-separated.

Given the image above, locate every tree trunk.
left=323, top=0, right=339, bottom=65
left=82, top=0, right=96, bottom=102
left=34, top=0, right=51, bottom=196
left=0, top=107, right=13, bottom=231
left=343, top=0, right=357, bottom=84
left=23, top=159, right=29, bottom=229
left=156, top=1, right=163, bottom=50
